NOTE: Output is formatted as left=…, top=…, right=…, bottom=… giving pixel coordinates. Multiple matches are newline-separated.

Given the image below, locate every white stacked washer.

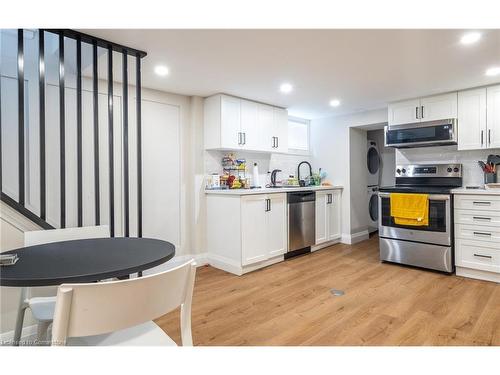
left=367, top=140, right=380, bottom=233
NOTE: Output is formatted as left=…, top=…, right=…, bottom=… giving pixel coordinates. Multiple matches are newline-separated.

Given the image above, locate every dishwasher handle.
left=287, top=191, right=316, bottom=204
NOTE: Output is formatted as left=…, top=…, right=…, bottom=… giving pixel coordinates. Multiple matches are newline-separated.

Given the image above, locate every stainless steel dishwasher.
left=287, top=191, right=316, bottom=254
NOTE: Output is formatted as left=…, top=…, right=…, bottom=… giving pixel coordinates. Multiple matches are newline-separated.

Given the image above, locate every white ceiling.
left=83, top=29, right=500, bottom=119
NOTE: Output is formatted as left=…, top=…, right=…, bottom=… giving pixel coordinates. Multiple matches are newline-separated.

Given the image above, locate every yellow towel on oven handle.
left=390, top=193, right=429, bottom=226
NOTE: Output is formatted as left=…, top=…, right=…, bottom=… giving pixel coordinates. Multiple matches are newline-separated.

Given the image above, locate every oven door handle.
left=378, top=192, right=450, bottom=201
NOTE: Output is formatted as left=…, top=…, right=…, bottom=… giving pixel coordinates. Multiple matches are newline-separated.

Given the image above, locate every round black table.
left=0, top=238, right=175, bottom=287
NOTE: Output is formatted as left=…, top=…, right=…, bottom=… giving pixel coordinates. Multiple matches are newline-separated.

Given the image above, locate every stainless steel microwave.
left=384, top=118, right=457, bottom=148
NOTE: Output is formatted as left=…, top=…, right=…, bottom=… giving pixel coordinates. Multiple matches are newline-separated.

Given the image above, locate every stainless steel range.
left=378, top=163, right=463, bottom=273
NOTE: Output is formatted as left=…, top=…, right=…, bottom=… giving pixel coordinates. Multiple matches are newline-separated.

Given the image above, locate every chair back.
left=51, top=259, right=196, bottom=346
left=24, top=225, right=110, bottom=247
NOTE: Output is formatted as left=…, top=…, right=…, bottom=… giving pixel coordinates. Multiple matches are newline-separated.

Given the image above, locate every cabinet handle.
left=473, top=216, right=491, bottom=221
left=481, top=130, right=484, bottom=146
left=238, top=132, right=242, bottom=145
left=276, top=137, right=279, bottom=149
left=265, top=198, right=271, bottom=212
left=242, top=132, right=246, bottom=145
left=421, top=105, right=424, bottom=119
left=271, top=137, right=275, bottom=148
left=473, top=201, right=492, bottom=206
left=473, top=253, right=492, bottom=259
left=415, top=106, right=419, bottom=119
left=489, top=129, right=491, bottom=145
left=473, top=231, right=492, bottom=237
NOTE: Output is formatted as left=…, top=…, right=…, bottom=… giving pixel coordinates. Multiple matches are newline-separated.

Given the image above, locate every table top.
left=0, top=237, right=175, bottom=287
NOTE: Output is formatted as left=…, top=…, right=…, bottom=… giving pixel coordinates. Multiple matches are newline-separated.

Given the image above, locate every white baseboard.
left=207, top=254, right=243, bottom=275
left=341, top=230, right=369, bottom=245
left=0, top=324, right=38, bottom=346
left=456, top=267, right=500, bottom=283
left=311, top=238, right=341, bottom=252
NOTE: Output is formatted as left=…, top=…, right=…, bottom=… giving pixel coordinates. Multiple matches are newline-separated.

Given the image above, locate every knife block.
left=484, top=172, right=497, bottom=184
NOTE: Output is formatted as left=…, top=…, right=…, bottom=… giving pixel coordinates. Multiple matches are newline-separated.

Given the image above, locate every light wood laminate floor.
left=155, top=235, right=500, bottom=345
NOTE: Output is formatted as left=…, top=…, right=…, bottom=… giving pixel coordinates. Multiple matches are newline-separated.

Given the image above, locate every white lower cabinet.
left=241, top=194, right=287, bottom=265
left=454, top=193, right=500, bottom=283
left=206, top=193, right=287, bottom=275
left=315, top=190, right=342, bottom=246
left=241, top=195, right=269, bottom=265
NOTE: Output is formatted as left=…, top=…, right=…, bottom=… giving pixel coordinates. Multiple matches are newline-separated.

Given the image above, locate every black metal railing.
left=0, top=29, right=147, bottom=236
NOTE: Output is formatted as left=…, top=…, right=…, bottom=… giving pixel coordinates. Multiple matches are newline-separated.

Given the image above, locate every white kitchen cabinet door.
left=241, top=195, right=268, bottom=265
left=258, top=104, right=275, bottom=151
left=273, top=107, right=289, bottom=153
left=458, top=88, right=487, bottom=151
left=388, top=99, right=420, bottom=126
left=328, top=191, right=341, bottom=241
left=267, top=194, right=287, bottom=257
left=420, top=92, right=457, bottom=122
left=240, top=100, right=260, bottom=151
left=315, top=191, right=329, bottom=245
left=220, top=95, right=241, bottom=149
left=487, top=85, right=500, bottom=149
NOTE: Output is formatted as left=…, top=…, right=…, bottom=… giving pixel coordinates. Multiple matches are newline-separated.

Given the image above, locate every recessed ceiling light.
left=279, top=83, right=293, bottom=94
left=154, top=65, right=169, bottom=77
left=329, top=99, right=341, bottom=107
left=460, top=32, right=481, bottom=45
left=485, top=67, right=500, bottom=76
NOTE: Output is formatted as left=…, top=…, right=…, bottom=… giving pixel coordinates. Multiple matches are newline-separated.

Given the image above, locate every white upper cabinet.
left=220, top=95, right=241, bottom=149
left=458, top=88, right=487, bottom=151
left=240, top=100, right=261, bottom=151
left=420, top=93, right=457, bottom=122
left=388, top=93, right=457, bottom=126
left=204, top=94, right=289, bottom=153
left=487, top=85, right=500, bottom=149
left=388, top=99, right=420, bottom=126
left=457, top=84, right=500, bottom=151
left=258, top=104, right=275, bottom=152
left=273, top=107, right=289, bottom=153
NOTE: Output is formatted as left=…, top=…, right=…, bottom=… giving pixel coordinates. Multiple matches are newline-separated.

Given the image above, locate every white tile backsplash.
left=396, top=146, right=500, bottom=186
left=205, top=150, right=314, bottom=187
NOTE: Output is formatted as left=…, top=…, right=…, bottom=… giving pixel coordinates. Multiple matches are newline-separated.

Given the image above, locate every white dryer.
left=367, top=186, right=379, bottom=233
left=367, top=140, right=380, bottom=187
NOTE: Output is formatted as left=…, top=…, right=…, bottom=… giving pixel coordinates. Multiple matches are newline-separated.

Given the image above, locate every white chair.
left=51, top=259, right=196, bottom=346
left=13, top=225, right=110, bottom=346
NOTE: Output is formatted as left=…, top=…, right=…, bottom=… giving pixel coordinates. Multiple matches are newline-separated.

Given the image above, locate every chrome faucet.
left=297, top=161, right=313, bottom=185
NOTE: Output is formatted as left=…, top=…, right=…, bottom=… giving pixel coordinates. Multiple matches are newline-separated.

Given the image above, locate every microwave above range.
left=384, top=118, right=458, bottom=148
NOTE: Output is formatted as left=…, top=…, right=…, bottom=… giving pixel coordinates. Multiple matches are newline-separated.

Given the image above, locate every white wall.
left=310, top=108, right=387, bottom=242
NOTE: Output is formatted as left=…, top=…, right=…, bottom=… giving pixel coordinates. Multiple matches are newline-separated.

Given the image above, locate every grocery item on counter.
left=205, top=173, right=221, bottom=189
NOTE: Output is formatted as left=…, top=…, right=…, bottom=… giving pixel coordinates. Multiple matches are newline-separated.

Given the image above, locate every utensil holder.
left=484, top=172, right=497, bottom=184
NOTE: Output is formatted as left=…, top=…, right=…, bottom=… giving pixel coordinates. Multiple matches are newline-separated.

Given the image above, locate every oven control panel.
left=395, top=164, right=462, bottom=178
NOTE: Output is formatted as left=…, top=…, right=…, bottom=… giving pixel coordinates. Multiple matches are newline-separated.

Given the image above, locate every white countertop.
left=452, top=187, right=500, bottom=195
left=205, top=185, right=343, bottom=196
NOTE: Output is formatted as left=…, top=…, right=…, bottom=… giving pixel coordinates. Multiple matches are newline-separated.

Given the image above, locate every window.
left=288, top=117, right=310, bottom=153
